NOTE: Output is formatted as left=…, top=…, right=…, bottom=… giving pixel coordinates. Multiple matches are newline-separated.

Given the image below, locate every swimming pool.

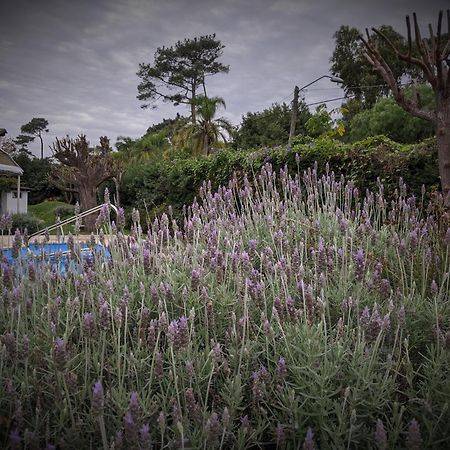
left=2, top=242, right=110, bottom=274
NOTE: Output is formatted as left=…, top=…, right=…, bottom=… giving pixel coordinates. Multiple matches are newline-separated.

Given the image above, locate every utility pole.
left=288, top=86, right=299, bottom=146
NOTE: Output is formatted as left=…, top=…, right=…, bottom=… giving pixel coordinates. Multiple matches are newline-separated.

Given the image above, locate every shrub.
left=11, top=212, right=44, bottom=233
left=121, top=135, right=439, bottom=221
left=54, top=205, right=75, bottom=219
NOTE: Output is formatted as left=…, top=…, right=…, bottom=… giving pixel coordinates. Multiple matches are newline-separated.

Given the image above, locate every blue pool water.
left=2, top=243, right=110, bottom=274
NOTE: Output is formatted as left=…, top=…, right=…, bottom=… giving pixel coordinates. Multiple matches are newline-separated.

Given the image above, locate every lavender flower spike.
left=92, top=380, right=104, bottom=417
left=303, top=427, right=315, bottom=450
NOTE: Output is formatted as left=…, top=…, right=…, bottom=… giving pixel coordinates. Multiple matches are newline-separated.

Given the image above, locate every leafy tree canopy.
left=235, top=102, right=311, bottom=149
left=14, top=134, right=35, bottom=154
left=13, top=152, right=60, bottom=204
left=137, top=34, right=229, bottom=123
left=347, top=85, right=435, bottom=144
left=330, top=25, right=414, bottom=106
left=174, top=95, right=233, bottom=156
left=20, top=117, right=49, bottom=159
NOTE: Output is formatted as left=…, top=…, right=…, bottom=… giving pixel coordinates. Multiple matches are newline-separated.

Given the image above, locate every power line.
left=306, top=95, right=356, bottom=107
left=278, top=81, right=413, bottom=103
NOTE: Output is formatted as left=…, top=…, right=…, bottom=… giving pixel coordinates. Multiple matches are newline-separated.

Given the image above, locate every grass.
left=28, top=200, right=73, bottom=228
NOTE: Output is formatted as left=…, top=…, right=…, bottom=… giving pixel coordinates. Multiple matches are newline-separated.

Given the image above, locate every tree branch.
left=48, top=176, right=78, bottom=193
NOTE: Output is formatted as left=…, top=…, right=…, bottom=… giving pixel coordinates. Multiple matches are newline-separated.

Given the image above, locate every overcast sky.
left=0, top=0, right=446, bottom=157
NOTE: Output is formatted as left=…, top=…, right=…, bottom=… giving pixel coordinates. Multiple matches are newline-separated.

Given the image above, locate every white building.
left=0, top=149, right=28, bottom=215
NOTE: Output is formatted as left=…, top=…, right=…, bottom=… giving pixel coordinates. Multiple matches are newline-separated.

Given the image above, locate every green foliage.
left=0, top=176, right=17, bottom=191
left=121, top=136, right=439, bottom=221
left=13, top=153, right=60, bottom=204
left=330, top=25, right=414, bottom=106
left=348, top=86, right=435, bottom=143
left=11, top=212, right=43, bottom=233
left=304, top=104, right=334, bottom=138
left=174, top=96, right=233, bottom=155
left=13, top=134, right=35, bottom=152
left=137, top=34, right=229, bottom=120
left=235, top=102, right=311, bottom=148
left=20, top=117, right=49, bottom=158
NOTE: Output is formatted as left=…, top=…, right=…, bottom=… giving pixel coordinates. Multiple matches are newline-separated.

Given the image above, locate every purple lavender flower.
left=406, top=418, right=422, bottom=450
left=123, top=411, right=138, bottom=446
left=430, top=279, right=438, bottom=295
left=275, top=423, right=285, bottom=447
left=154, top=351, right=163, bottom=379
left=131, top=208, right=140, bottom=225
left=142, top=248, right=151, bottom=275
left=374, top=419, right=387, bottom=450
left=139, top=423, right=152, bottom=449
left=353, top=248, right=365, bottom=281
left=99, top=301, right=110, bottom=330
left=115, top=430, right=124, bottom=450
left=303, top=427, right=315, bottom=450
left=9, top=429, right=21, bottom=450
left=191, top=268, right=202, bottom=291
left=276, top=357, right=287, bottom=385
left=205, top=412, right=221, bottom=444
left=91, top=380, right=104, bottom=417
left=82, top=312, right=97, bottom=338
left=53, top=337, right=67, bottom=371
left=117, top=207, right=125, bottom=230
left=167, top=316, right=189, bottom=350
left=128, top=391, right=140, bottom=419
left=1, top=332, right=17, bottom=359
left=185, top=387, right=202, bottom=422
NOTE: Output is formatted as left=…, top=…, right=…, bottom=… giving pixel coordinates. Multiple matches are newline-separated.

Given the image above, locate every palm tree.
left=175, top=96, right=234, bottom=156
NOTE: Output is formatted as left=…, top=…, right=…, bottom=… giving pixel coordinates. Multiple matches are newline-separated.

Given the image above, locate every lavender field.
left=1, top=163, right=450, bottom=449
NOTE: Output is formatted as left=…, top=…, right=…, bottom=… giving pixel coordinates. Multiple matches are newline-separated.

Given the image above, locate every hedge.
left=121, top=135, right=439, bottom=224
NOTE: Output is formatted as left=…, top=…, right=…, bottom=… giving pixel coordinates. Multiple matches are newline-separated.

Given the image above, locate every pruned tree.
left=360, top=10, right=450, bottom=205
left=49, top=135, right=115, bottom=230
left=20, top=118, right=49, bottom=159
left=137, top=34, right=229, bottom=123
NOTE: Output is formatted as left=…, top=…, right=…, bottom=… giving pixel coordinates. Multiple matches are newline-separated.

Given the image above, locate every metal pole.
left=289, top=86, right=300, bottom=146
left=17, top=175, right=20, bottom=214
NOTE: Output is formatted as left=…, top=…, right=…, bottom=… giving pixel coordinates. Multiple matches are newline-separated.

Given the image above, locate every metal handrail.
left=29, top=203, right=118, bottom=239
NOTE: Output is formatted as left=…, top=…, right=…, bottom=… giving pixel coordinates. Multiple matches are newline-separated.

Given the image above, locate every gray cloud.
left=0, top=0, right=446, bottom=156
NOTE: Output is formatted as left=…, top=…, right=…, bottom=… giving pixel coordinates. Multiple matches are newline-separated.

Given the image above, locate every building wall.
left=0, top=190, right=28, bottom=214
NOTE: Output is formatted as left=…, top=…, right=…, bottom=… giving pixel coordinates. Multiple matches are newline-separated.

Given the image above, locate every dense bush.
left=347, top=86, right=435, bottom=143
left=54, top=205, right=75, bottom=220
left=11, top=212, right=43, bottom=233
left=12, top=153, right=61, bottom=204
left=1, top=163, right=449, bottom=448
left=121, top=135, right=439, bottom=222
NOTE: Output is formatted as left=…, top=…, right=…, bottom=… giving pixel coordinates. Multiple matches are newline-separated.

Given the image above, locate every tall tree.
left=14, top=134, right=35, bottom=154
left=49, top=135, right=115, bottom=230
left=235, top=102, right=311, bottom=149
left=20, top=118, right=49, bottom=159
left=137, top=35, right=229, bottom=123
left=174, top=96, right=233, bottom=156
left=331, top=25, right=412, bottom=106
left=360, top=10, right=450, bottom=204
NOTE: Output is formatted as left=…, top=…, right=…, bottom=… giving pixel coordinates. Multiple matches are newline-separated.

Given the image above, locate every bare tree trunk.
left=436, top=96, right=450, bottom=206
left=39, top=133, right=44, bottom=159
left=203, top=132, right=209, bottom=156
left=79, top=185, right=98, bottom=232
left=191, top=83, right=197, bottom=124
